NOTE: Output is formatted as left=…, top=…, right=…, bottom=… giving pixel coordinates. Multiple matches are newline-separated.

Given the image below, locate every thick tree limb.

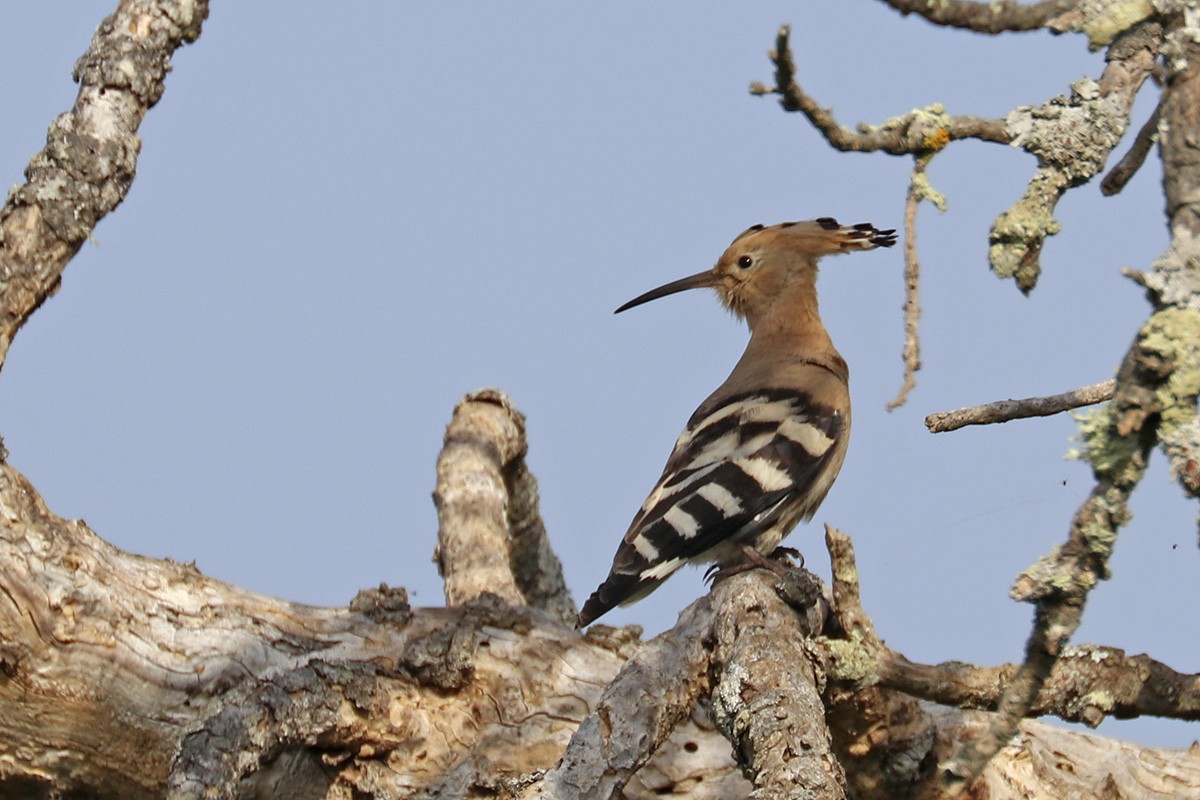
left=433, top=388, right=575, bottom=624
left=0, top=0, right=209, bottom=372
left=925, top=379, right=1116, bottom=432
left=928, top=706, right=1200, bottom=799
left=524, top=597, right=728, bottom=800
left=749, top=26, right=1009, bottom=154
left=3, top=436, right=1196, bottom=798
left=709, top=571, right=843, bottom=799
left=0, top=452, right=748, bottom=799
left=880, top=0, right=1081, bottom=33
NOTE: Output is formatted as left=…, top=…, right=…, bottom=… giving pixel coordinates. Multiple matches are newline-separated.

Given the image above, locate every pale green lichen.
left=1014, top=546, right=1098, bottom=600
left=1067, top=402, right=1137, bottom=477
left=821, top=632, right=878, bottom=684
left=1081, top=689, right=1115, bottom=713
left=912, top=170, right=947, bottom=212
left=1076, top=487, right=1127, bottom=561
left=1137, top=307, right=1200, bottom=438
left=870, top=103, right=955, bottom=154
left=989, top=170, right=1065, bottom=291
left=1066, top=309, right=1200, bottom=478
left=993, top=78, right=1130, bottom=292
left=1060, top=0, right=1161, bottom=49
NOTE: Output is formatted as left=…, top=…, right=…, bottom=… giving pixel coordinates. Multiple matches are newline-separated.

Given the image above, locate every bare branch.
left=880, top=646, right=1200, bottom=725
left=887, top=158, right=937, bottom=411
left=750, top=26, right=1009, bottom=155
left=820, top=527, right=940, bottom=798
left=433, top=389, right=575, bottom=623
left=822, top=526, right=882, bottom=652
left=0, top=0, right=209, bottom=372
left=925, top=379, right=1115, bottom=433
left=1101, top=98, right=1161, bottom=196
left=880, top=0, right=1081, bottom=34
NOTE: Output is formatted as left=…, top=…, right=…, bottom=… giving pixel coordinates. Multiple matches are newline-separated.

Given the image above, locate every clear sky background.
left=1, top=3, right=1194, bottom=749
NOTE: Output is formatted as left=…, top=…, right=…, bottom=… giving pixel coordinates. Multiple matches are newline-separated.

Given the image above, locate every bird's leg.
left=707, top=546, right=822, bottom=617
left=706, top=545, right=800, bottom=585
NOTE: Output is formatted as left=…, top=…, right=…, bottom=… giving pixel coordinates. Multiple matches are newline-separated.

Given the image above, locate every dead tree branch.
left=887, top=157, right=940, bottom=411
left=0, top=0, right=209, bottom=372
left=880, top=646, right=1200, bottom=725
left=938, top=322, right=1164, bottom=795
left=523, top=597, right=719, bottom=800
left=433, top=388, right=575, bottom=624
left=990, top=18, right=1161, bottom=291
left=1102, top=97, right=1162, bottom=195
left=709, top=570, right=843, bottom=799
left=925, top=379, right=1115, bottom=432
left=749, top=26, right=1009, bottom=154
left=880, top=0, right=1081, bottom=34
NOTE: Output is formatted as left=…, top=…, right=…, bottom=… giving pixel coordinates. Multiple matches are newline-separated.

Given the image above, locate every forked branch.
left=749, top=26, right=1009, bottom=155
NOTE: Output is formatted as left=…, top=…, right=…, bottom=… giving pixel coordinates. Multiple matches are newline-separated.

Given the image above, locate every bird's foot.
left=707, top=546, right=822, bottom=617
left=706, top=545, right=801, bottom=585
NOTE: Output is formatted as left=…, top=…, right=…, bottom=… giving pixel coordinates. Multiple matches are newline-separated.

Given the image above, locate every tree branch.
left=879, top=0, right=1081, bottom=34
left=749, top=26, right=1009, bottom=154
left=880, top=646, right=1200, bottom=725
left=925, top=379, right=1115, bottom=432
left=1101, top=97, right=1161, bottom=196
left=709, top=570, right=844, bottom=799
left=887, top=157, right=939, bottom=410
left=525, top=598, right=721, bottom=800
left=990, top=18, right=1161, bottom=291
left=0, top=0, right=209, bottom=372
left=433, top=388, right=575, bottom=624
left=938, top=327, right=1162, bottom=795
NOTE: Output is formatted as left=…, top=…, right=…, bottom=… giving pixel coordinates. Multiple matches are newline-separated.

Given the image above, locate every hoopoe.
left=578, top=217, right=895, bottom=627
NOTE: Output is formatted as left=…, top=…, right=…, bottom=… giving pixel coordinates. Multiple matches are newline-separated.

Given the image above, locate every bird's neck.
left=743, top=288, right=843, bottom=374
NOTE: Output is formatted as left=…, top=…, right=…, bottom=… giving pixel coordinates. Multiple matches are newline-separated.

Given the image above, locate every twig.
left=823, top=526, right=882, bottom=650
left=749, top=26, right=1009, bottom=154
left=821, top=527, right=939, bottom=797
left=1101, top=99, right=1161, bottom=196
left=880, top=0, right=1081, bottom=34
left=925, top=379, right=1115, bottom=433
left=886, top=159, right=932, bottom=410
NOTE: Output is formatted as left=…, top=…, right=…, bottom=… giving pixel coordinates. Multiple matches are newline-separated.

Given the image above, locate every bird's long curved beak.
left=614, top=270, right=720, bottom=314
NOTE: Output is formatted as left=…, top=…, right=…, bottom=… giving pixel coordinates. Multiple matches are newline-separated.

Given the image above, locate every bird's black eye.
left=737, top=255, right=753, bottom=269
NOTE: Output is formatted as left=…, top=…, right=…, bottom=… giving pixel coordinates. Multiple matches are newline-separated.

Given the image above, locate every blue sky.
left=1, top=3, right=1193, bottom=747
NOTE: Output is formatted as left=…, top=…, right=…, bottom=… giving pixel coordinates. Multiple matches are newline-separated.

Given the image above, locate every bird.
left=577, top=217, right=896, bottom=627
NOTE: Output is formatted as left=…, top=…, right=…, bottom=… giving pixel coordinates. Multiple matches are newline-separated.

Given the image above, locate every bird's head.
left=615, top=218, right=895, bottom=327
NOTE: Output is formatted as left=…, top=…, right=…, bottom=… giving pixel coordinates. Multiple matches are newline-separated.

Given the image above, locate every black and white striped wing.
left=578, top=389, right=843, bottom=625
